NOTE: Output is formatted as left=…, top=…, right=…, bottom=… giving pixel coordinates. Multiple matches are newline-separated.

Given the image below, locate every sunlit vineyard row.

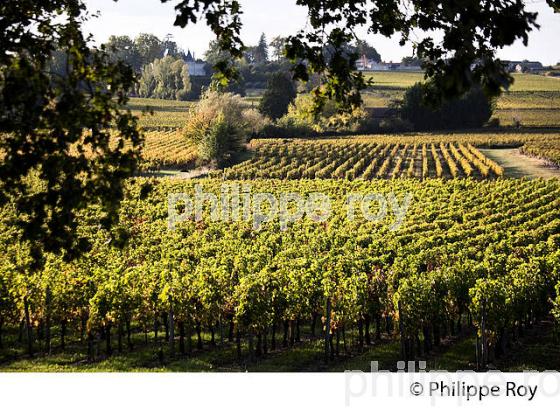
left=140, top=130, right=197, bottom=171
left=521, top=141, right=560, bottom=167
left=134, top=132, right=560, bottom=174
left=496, top=92, right=560, bottom=110
left=215, top=140, right=504, bottom=180
left=1, top=178, right=559, bottom=367
left=494, top=109, right=560, bottom=128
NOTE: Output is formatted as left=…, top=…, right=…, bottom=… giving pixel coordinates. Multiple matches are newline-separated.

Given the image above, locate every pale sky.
left=83, top=0, right=560, bottom=65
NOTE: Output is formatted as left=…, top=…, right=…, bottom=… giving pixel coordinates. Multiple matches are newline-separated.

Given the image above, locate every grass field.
left=126, top=73, right=560, bottom=132
left=362, top=72, right=560, bottom=127
left=364, top=72, right=560, bottom=92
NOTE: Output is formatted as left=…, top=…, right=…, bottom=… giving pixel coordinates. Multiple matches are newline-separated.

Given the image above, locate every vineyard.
left=141, top=131, right=197, bottom=171
left=104, top=132, right=560, bottom=175
left=212, top=133, right=560, bottom=181
left=2, top=71, right=560, bottom=372
left=216, top=140, right=504, bottom=180
left=1, top=178, right=560, bottom=371
left=129, top=98, right=193, bottom=131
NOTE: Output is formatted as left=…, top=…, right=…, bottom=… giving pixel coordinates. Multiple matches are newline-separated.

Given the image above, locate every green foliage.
left=0, top=1, right=142, bottom=259
left=401, top=56, right=422, bottom=67
left=138, top=56, right=192, bottom=101
left=398, top=83, right=494, bottom=131
left=254, top=33, right=269, bottom=65
left=270, top=37, right=288, bottom=62
left=197, top=114, right=241, bottom=166
left=183, top=90, right=268, bottom=166
left=278, top=93, right=374, bottom=135
left=168, top=0, right=553, bottom=112
left=259, top=73, right=297, bottom=120
left=105, top=33, right=184, bottom=74
left=354, top=40, right=381, bottom=63
left=1, top=178, right=559, bottom=367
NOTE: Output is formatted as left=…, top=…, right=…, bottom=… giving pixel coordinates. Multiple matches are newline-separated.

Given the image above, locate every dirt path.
left=141, top=166, right=214, bottom=179
left=480, top=148, right=560, bottom=179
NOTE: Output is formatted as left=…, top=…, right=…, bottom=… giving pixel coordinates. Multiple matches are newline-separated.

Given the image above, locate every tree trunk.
left=283, top=320, right=289, bottom=348
left=423, top=325, right=432, bottom=354
left=162, top=312, right=169, bottom=341
left=126, top=319, right=133, bottom=351
left=481, top=302, right=487, bottom=368
left=210, top=325, right=216, bottom=346
left=105, top=323, right=112, bottom=356
left=179, top=322, right=186, bottom=355
left=358, top=319, right=364, bottom=349
left=80, top=314, right=87, bottom=343
left=24, top=297, right=33, bottom=357
left=236, top=328, right=242, bottom=361
left=335, top=328, right=340, bottom=357
left=228, top=316, right=234, bottom=342
left=60, top=320, right=66, bottom=351
left=168, top=303, right=175, bottom=357
left=295, top=318, right=301, bottom=343
left=385, top=315, right=392, bottom=334
left=0, top=318, right=3, bottom=349
left=364, top=315, right=371, bottom=345
left=433, top=321, right=441, bottom=347
left=248, top=333, right=254, bottom=362
left=289, top=320, right=295, bottom=347
left=196, top=322, right=203, bottom=350
left=38, top=320, right=45, bottom=351
left=324, top=298, right=331, bottom=362
left=376, top=315, right=382, bottom=341
left=45, top=287, right=52, bottom=355
left=118, top=321, right=124, bottom=353
left=271, top=322, right=277, bottom=351
left=87, top=331, right=94, bottom=362
left=263, top=327, right=268, bottom=355
left=398, top=301, right=406, bottom=361
left=311, top=313, right=318, bottom=337
left=154, top=318, right=159, bottom=345
left=185, top=321, right=192, bottom=355
left=255, top=333, right=262, bottom=357
left=18, top=320, right=24, bottom=343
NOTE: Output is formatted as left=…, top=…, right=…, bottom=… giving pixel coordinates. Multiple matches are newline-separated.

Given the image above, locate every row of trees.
left=104, top=34, right=195, bottom=74
left=138, top=56, right=192, bottom=101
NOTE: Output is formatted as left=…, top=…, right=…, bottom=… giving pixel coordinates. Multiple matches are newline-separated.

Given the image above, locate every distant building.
left=184, top=50, right=207, bottom=77
left=356, top=55, right=421, bottom=72
left=503, top=60, right=543, bottom=73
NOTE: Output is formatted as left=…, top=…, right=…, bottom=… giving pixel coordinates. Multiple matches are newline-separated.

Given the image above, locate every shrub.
left=279, top=93, right=374, bottom=134
left=379, top=117, right=414, bottom=133
left=197, top=114, right=240, bottom=165
left=259, top=72, right=297, bottom=120
left=184, top=90, right=268, bottom=166
left=398, top=82, right=494, bottom=131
